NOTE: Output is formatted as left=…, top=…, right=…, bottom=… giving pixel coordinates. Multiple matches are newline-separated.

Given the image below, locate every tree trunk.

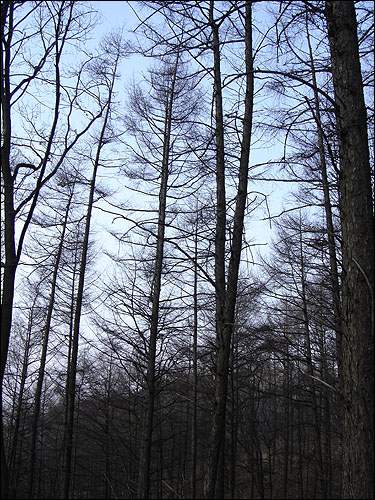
left=8, top=304, right=34, bottom=497
left=298, top=223, right=326, bottom=498
left=304, top=14, right=342, bottom=373
left=61, top=60, right=118, bottom=497
left=137, top=52, right=180, bottom=500
left=191, top=215, right=199, bottom=500
left=204, top=2, right=253, bottom=497
left=325, top=2, right=374, bottom=498
left=1, top=5, right=18, bottom=496
left=28, top=191, right=73, bottom=499
left=203, top=5, right=226, bottom=497
left=61, top=162, right=97, bottom=500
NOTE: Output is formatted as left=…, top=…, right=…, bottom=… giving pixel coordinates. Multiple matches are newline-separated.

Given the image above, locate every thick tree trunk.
left=1, top=5, right=16, bottom=497
left=325, top=2, right=374, bottom=498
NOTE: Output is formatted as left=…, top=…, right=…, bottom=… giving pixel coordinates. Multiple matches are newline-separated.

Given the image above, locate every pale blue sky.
left=95, top=1, right=138, bottom=30
left=87, top=1, right=290, bottom=263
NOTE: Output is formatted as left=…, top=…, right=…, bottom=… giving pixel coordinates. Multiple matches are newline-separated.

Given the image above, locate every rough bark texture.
left=1, top=4, right=16, bottom=497
left=325, top=2, right=374, bottom=498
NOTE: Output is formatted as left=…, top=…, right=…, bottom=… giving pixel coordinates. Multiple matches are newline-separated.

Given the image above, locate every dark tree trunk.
left=191, top=216, right=199, bottom=500
left=137, top=53, right=180, bottom=500
left=28, top=191, right=73, bottom=499
left=8, top=303, right=34, bottom=496
left=202, top=2, right=231, bottom=495
left=304, top=14, right=342, bottom=373
left=1, top=5, right=17, bottom=496
left=204, top=3, right=254, bottom=497
left=61, top=55, right=118, bottom=497
left=61, top=160, right=97, bottom=500
left=298, top=226, right=327, bottom=498
left=325, top=2, right=374, bottom=498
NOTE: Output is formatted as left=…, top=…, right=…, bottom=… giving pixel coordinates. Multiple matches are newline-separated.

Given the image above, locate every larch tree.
left=119, top=49, right=204, bottom=499
left=1, top=1, right=373, bottom=498
left=61, top=32, right=126, bottom=499
left=203, top=2, right=254, bottom=497
left=1, top=3, right=105, bottom=496
left=27, top=176, right=76, bottom=499
left=135, top=52, right=181, bottom=500
left=325, top=1, right=374, bottom=498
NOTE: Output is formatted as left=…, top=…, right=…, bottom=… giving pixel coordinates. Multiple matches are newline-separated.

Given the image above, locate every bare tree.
left=203, top=2, right=254, bottom=497
left=27, top=177, right=76, bottom=499
left=61, top=33, right=126, bottom=499
left=135, top=52, right=181, bottom=499
left=325, top=2, right=374, bottom=498
left=1, top=4, right=105, bottom=495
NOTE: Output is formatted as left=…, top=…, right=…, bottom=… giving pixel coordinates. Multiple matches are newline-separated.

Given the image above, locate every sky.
left=96, top=0, right=139, bottom=28
left=90, top=1, right=150, bottom=80
left=8, top=0, right=306, bottom=360
left=83, top=1, right=291, bottom=270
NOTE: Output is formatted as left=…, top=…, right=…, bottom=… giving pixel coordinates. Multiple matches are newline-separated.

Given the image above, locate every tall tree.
left=303, top=9, right=342, bottom=373
left=125, top=47, right=206, bottom=499
left=61, top=33, right=125, bottom=499
left=27, top=178, right=75, bottom=499
left=1, top=3, right=104, bottom=495
left=204, top=2, right=254, bottom=497
left=135, top=52, right=181, bottom=499
left=325, top=1, right=374, bottom=498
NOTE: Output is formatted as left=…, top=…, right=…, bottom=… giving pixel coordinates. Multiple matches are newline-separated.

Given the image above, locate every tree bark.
left=1, top=5, right=18, bottom=496
left=204, top=2, right=253, bottom=497
left=325, top=2, right=374, bottom=498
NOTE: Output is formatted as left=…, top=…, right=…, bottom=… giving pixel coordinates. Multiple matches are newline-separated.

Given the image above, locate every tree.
left=1, top=3, right=105, bottom=495
left=61, top=33, right=125, bottom=499
left=325, top=2, right=374, bottom=498
left=27, top=176, right=76, bottom=499
left=115, top=44, right=204, bottom=497
left=203, top=2, right=254, bottom=497
left=1, top=2, right=372, bottom=498
left=5, top=291, right=42, bottom=498
left=134, top=52, right=181, bottom=499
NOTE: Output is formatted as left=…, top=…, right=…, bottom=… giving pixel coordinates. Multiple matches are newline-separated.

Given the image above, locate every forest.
left=1, top=1, right=374, bottom=499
